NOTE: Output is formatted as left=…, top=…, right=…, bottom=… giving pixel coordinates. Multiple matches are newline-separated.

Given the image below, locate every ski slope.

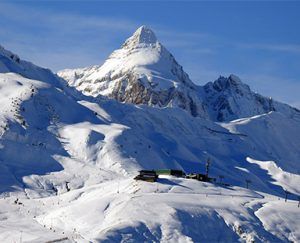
left=1, top=176, right=299, bottom=242
left=0, top=30, right=300, bottom=242
left=1, top=70, right=299, bottom=242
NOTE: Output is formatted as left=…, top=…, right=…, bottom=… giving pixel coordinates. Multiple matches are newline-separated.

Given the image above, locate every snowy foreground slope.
left=0, top=30, right=300, bottom=242
left=2, top=177, right=299, bottom=242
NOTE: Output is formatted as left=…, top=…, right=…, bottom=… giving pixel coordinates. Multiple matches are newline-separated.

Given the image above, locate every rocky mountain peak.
left=210, top=74, right=249, bottom=93
left=57, top=27, right=299, bottom=122
left=201, top=73, right=299, bottom=122
left=58, top=26, right=207, bottom=118
left=122, top=25, right=158, bottom=49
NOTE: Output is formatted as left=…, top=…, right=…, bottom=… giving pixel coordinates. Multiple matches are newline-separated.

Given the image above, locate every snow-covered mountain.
left=58, top=26, right=207, bottom=118
left=203, top=74, right=299, bottom=121
left=58, top=26, right=299, bottom=122
left=1, top=30, right=300, bottom=242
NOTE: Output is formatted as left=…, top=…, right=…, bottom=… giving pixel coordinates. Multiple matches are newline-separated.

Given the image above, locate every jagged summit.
left=202, top=74, right=299, bottom=121
left=210, top=74, right=249, bottom=92
left=228, top=74, right=242, bottom=83
left=122, top=25, right=157, bottom=48
left=58, top=27, right=299, bottom=121
left=58, top=26, right=207, bottom=118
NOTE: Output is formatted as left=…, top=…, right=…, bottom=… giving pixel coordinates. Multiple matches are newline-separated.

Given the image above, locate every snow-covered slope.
left=220, top=112, right=300, bottom=174
left=0, top=45, right=61, bottom=87
left=1, top=40, right=300, bottom=242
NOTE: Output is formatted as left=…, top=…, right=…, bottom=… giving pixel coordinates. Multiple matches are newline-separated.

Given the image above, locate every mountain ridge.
left=58, top=26, right=299, bottom=121
left=0, top=44, right=62, bottom=88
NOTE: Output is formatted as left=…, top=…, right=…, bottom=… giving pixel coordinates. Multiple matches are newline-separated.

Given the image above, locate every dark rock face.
left=58, top=26, right=209, bottom=118
left=109, top=74, right=202, bottom=117
left=58, top=27, right=299, bottom=122
left=202, top=75, right=281, bottom=121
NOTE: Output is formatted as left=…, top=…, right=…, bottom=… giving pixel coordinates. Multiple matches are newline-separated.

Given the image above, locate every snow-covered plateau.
left=0, top=26, right=299, bottom=242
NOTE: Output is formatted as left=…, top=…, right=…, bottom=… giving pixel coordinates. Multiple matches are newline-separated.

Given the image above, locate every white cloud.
left=0, top=2, right=140, bottom=71
left=0, top=2, right=137, bottom=32
left=238, top=43, right=300, bottom=54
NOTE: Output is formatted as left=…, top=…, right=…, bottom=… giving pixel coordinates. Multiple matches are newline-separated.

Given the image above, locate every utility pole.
left=206, top=158, right=211, bottom=177
left=245, top=179, right=251, bottom=189
left=51, top=218, right=53, bottom=230
left=285, top=190, right=290, bottom=202
left=219, top=175, right=224, bottom=184
left=298, top=196, right=300, bottom=208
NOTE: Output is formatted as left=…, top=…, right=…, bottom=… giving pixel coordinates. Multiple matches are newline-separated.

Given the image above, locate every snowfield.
left=0, top=26, right=300, bottom=242
left=1, top=177, right=299, bottom=242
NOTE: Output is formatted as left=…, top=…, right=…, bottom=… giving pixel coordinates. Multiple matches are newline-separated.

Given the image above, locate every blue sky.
left=0, top=1, right=300, bottom=108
